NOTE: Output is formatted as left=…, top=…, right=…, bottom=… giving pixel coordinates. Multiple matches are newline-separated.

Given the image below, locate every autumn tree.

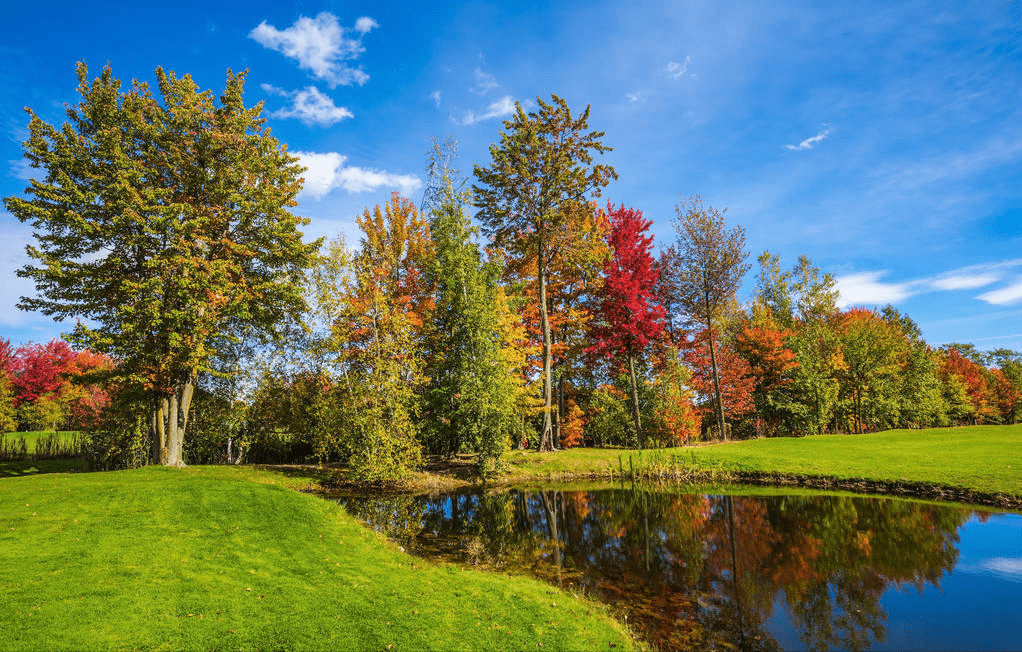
left=661, top=197, right=750, bottom=440
left=3, top=63, right=317, bottom=466
left=312, top=194, right=433, bottom=480
left=474, top=95, right=616, bottom=451
left=0, top=339, right=16, bottom=432
left=589, top=204, right=665, bottom=447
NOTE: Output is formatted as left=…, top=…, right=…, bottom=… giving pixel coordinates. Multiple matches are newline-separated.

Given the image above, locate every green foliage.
left=15, top=395, right=65, bottom=432
left=4, top=62, right=318, bottom=466
left=311, top=196, right=431, bottom=481
left=422, top=147, right=516, bottom=476
left=474, top=94, right=616, bottom=451
left=0, top=376, right=16, bottom=433
left=584, top=383, right=634, bottom=448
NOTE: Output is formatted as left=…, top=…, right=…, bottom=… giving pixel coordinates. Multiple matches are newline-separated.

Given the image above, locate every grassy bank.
left=502, top=424, right=1022, bottom=502
left=0, top=466, right=636, bottom=651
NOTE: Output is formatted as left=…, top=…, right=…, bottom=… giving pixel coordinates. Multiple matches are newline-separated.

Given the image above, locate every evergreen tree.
left=424, top=156, right=518, bottom=476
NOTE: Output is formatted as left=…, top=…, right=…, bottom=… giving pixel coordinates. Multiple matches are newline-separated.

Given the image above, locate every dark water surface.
left=338, top=487, right=1022, bottom=651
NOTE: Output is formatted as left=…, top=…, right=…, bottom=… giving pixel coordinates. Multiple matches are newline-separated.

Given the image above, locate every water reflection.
left=339, top=488, right=1002, bottom=651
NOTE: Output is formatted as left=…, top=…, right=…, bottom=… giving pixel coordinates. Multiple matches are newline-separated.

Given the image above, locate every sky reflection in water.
left=339, top=488, right=1022, bottom=651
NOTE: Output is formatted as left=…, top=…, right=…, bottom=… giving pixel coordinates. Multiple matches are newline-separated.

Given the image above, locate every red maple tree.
left=589, top=203, right=665, bottom=446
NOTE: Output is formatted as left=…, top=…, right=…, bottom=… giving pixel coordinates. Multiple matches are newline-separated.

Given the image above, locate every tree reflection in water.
left=339, top=487, right=973, bottom=651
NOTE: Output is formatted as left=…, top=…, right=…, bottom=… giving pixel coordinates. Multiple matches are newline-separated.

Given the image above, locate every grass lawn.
left=0, top=466, right=636, bottom=651
left=504, top=423, right=1022, bottom=498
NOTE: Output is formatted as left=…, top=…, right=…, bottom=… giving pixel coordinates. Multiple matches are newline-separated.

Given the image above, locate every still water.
left=339, top=487, right=1021, bottom=651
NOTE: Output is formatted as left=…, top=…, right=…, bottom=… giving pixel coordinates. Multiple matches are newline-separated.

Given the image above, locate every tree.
left=312, top=195, right=433, bottom=480
left=423, top=147, right=518, bottom=476
left=4, top=63, right=317, bottom=466
left=589, top=204, right=665, bottom=447
left=661, top=197, right=750, bottom=440
left=474, top=95, right=616, bottom=451
left=831, top=309, right=906, bottom=433
left=0, top=339, right=17, bottom=433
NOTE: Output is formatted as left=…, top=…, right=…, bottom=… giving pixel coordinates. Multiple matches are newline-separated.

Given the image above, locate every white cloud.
left=625, top=91, right=641, bottom=103
left=982, top=557, right=1022, bottom=580
left=930, top=273, right=1000, bottom=290
left=785, top=126, right=832, bottom=151
left=472, top=68, right=499, bottom=95
left=430, top=90, right=442, bottom=107
left=8, top=158, right=34, bottom=181
left=294, top=151, right=421, bottom=200
left=457, top=96, right=516, bottom=126
left=249, top=12, right=377, bottom=88
left=978, top=278, right=1022, bottom=306
left=836, top=271, right=918, bottom=308
left=835, top=258, right=1022, bottom=307
left=261, top=84, right=353, bottom=127
left=666, top=56, right=691, bottom=79
left=354, top=17, right=379, bottom=34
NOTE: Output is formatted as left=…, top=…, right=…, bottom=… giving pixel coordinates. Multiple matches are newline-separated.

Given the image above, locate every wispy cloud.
left=836, top=259, right=1022, bottom=307
left=785, top=126, right=832, bottom=151
left=471, top=68, right=499, bottom=95
left=294, top=151, right=421, bottom=200
left=883, top=132, right=1022, bottom=190
left=978, top=278, right=1022, bottom=306
left=430, top=90, right=442, bottom=107
left=249, top=12, right=378, bottom=88
left=8, top=158, right=34, bottom=181
left=456, top=96, right=516, bottom=126
left=836, top=271, right=917, bottom=307
left=625, top=91, right=641, bottom=103
left=261, top=84, right=353, bottom=127
left=665, top=56, right=691, bottom=79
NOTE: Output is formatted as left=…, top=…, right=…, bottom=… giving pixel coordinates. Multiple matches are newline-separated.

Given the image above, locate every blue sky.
left=2, top=1, right=1021, bottom=352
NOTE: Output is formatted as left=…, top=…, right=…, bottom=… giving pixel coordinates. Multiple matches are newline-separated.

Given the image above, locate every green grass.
left=5, top=431, right=79, bottom=449
left=505, top=424, right=1022, bottom=498
left=0, top=466, right=635, bottom=651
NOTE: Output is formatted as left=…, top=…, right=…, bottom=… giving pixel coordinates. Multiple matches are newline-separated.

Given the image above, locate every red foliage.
left=683, top=329, right=755, bottom=418
left=0, top=338, right=14, bottom=377
left=940, top=348, right=995, bottom=420
left=8, top=339, right=113, bottom=424
left=12, top=339, right=78, bottom=406
left=589, top=203, right=665, bottom=359
left=991, top=368, right=1020, bottom=422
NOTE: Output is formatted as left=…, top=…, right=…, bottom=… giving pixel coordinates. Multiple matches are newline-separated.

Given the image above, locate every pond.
left=338, top=486, right=1022, bottom=651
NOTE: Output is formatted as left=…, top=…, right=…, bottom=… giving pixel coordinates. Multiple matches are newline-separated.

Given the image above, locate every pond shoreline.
left=300, top=464, right=1022, bottom=510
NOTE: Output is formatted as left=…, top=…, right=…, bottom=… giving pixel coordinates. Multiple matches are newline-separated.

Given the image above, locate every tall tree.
left=473, top=95, right=616, bottom=451
left=589, top=204, right=665, bottom=447
left=661, top=197, right=750, bottom=440
left=313, top=195, right=433, bottom=480
left=3, top=63, right=317, bottom=465
left=423, top=147, right=519, bottom=476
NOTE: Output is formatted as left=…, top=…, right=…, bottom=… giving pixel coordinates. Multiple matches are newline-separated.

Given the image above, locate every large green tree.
left=3, top=63, right=317, bottom=466
left=473, top=95, right=616, bottom=451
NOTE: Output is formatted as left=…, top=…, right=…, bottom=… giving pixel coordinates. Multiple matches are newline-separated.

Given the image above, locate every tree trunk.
left=707, top=325, right=727, bottom=441
left=627, top=351, right=644, bottom=449
left=537, top=237, right=554, bottom=452
left=149, top=375, right=195, bottom=467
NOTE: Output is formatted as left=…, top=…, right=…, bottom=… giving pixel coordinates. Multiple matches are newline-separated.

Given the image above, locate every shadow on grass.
left=1, top=458, right=91, bottom=477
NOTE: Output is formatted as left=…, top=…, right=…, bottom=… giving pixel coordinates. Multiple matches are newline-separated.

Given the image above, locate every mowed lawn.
left=0, top=466, right=635, bottom=652
left=506, top=424, right=1022, bottom=497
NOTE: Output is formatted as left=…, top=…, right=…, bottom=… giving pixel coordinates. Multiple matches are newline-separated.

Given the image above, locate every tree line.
left=4, top=64, right=1020, bottom=477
